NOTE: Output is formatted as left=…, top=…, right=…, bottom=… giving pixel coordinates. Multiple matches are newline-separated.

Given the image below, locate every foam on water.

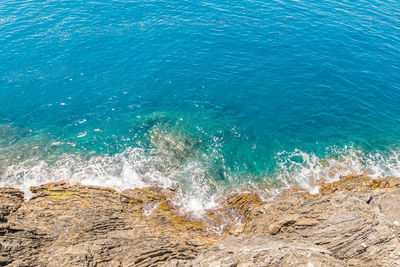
left=0, top=146, right=222, bottom=214
left=2, top=142, right=400, bottom=216
left=273, top=145, right=396, bottom=194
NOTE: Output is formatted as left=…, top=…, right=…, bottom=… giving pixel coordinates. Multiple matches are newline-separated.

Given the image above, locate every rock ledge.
left=1, top=176, right=400, bottom=266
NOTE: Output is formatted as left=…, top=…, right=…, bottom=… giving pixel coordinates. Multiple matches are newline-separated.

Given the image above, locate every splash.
left=2, top=122, right=400, bottom=216
left=0, top=146, right=223, bottom=213
left=272, top=145, right=400, bottom=194
left=1, top=142, right=400, bottom=216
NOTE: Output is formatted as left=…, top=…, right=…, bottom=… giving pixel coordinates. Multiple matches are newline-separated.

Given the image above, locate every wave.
left=273, top=145, right=400, bottom=194
left=1, top=142, right=400, bottom=218
left=0, top=146, right=223, bottom=214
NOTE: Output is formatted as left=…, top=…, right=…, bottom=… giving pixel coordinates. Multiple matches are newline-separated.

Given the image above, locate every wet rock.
left=1, top=176, right=400, bottom=266
left=0, top=188, right=23, bottom=221
left=0, top=183, right=217, bottom=266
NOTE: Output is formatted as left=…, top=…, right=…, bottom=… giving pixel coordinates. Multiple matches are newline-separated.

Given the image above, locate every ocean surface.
left=1, top=0, right=400, bottom=214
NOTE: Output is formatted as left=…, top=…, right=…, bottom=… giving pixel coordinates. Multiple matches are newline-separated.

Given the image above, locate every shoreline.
left=1, top=175, right=400, bottom=266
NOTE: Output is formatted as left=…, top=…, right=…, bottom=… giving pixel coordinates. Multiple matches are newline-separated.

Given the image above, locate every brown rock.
left=268, top=223, right=280, bottom=235
left=1, top=176, right=400, bottom=266
left=236, top=260, right=255, bottom=267
left=295, top=218, right=319, bottom=227
left=190, top=236, right=344, bottom=266
left=0, top=183, right=217, bottom=266
left=369, top=188, right=400, bottom=223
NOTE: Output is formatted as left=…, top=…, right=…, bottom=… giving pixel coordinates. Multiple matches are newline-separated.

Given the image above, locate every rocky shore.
left=1, top=175, right=400, bottom=266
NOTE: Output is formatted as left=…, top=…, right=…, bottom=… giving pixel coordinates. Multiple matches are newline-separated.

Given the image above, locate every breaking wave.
left=273, top=145, right=400, bottom=195
left=1, top=142, right=400, bottom=216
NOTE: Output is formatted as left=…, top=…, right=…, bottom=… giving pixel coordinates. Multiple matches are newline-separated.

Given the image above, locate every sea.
left=1, top=0, right=400, bottom=215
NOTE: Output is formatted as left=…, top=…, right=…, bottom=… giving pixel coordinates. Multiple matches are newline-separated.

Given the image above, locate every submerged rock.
left=149, top=125, right=197, bottom=159
left=1, top=176, right=400, bottom=266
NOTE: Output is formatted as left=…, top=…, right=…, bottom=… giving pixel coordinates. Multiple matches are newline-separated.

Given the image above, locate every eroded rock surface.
left=1, top=176, right=400, bottom=266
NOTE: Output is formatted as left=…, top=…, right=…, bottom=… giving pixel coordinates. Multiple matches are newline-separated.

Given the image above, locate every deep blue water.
left=1, top=0, right=400, bottom=212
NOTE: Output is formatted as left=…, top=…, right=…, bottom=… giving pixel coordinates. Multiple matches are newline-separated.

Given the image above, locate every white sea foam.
left=77, top=132, right=87, bottom=138
left=0, top=147, right=221, bottom=214
left=1, top=144, right=400, bottom=216
left=273, top=145, right=400, bottom=194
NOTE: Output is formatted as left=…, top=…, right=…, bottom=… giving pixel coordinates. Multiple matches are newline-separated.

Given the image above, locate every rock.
left=0, top=188, right=24, bottom=222
left=236, top=260, right=255, bottom=267
left=268, top=223, right=280, bottom=235
left=295, top=218, right=319, bottom=227
left=189, top=236, right=344, bottom=266
left=0, top=183, right=217, bottom=266
left=1, top=176, right=400, bottom=266
left=369, top=188, right=400, bottom=223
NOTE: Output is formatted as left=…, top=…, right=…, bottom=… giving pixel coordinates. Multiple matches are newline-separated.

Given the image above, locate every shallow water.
left=1, top=0, right=400, bottom=213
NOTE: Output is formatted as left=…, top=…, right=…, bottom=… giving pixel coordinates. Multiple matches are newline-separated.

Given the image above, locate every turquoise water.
left=1, top=0, right=400, bottom=213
